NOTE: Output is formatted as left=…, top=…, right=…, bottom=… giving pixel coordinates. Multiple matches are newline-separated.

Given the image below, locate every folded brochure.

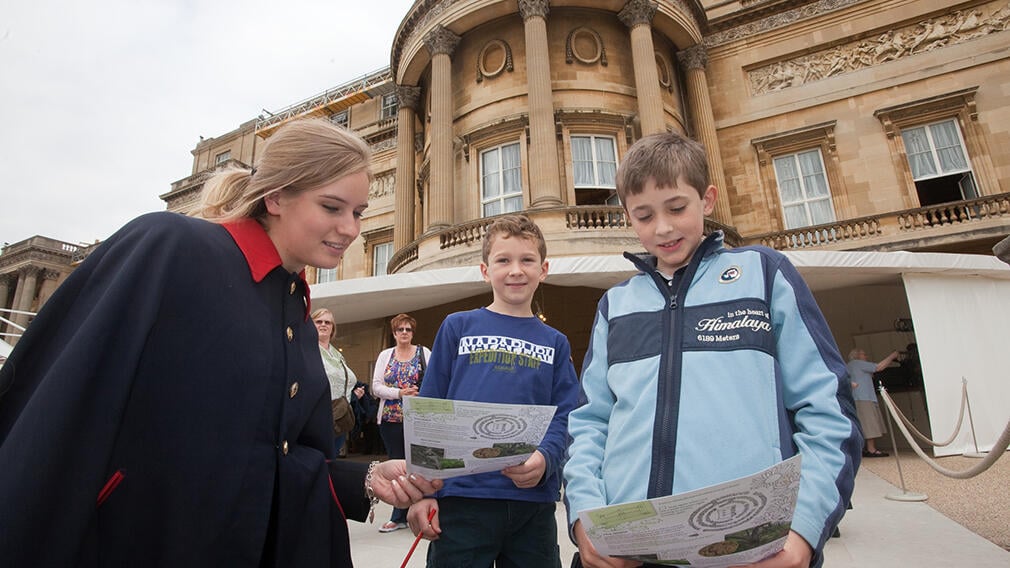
left=403, top=396, right=557, bottom=479
left=578, top=454, right=801, bottom=567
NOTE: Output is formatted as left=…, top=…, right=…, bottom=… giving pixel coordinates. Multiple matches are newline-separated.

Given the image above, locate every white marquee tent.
left=313, top=250, right=1010, bottom=457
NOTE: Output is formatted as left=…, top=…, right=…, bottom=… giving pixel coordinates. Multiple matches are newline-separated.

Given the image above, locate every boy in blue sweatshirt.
left=408, top=214, right=580, bottom=567
left=564, top=132, right=861, bottom=568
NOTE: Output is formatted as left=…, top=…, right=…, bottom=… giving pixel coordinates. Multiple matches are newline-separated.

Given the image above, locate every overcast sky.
left=0, top=0, right=413, bottom=247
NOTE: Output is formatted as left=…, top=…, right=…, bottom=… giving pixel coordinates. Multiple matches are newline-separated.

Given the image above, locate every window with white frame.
left=330, top=110, right=349, bottom=128
left=900, top=118, right=978, bottom=206
left=772, top=149, right=836, bottom=229
left=380, top=93, right=398, bottom=120
left=572, top=135, right=619, bottom=205
left=480, top=142, right=523, bottom=217
left=215, top=150, right=231, bottom=165
left=316, top=267, right=337, bottom=284
left=372, top=242, right=393, bottom=276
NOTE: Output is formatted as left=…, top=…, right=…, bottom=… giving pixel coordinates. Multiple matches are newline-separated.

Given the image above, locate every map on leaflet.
left=578, top=455, right=802, bottom=567
left=403, top=396, right=556, bottom=479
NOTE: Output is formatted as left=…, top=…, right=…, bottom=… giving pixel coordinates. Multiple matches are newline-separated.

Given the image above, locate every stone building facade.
left=6, top=0, right=1009, bottom=366
left=0, top=237, right=92, bottom=343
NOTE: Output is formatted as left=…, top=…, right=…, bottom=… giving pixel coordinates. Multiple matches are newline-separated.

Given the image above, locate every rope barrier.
left=879, top=387, right=1010, bottom=479
left=888, top=380, right=967, bottom=447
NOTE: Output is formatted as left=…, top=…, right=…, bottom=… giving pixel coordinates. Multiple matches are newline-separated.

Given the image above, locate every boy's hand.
left=501, top=450, right=546, bottom=489
left=573, top=520, right=642, bottom=568
left=728, top=530, right=812, bottom=568
left=407, top=498, right=441, bottom=540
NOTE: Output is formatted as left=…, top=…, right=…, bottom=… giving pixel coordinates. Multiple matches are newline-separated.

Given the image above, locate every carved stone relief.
left=749, top=2, right=1010, bottom=94
left=706, top=0, right=862, bottom=47
left=566, top=27, right=607, bottom=66
left=655, top=52, right=673, bottom=91
left=369, top=172, right=395, bottom=200
left=476, top=40, right=514, bottom=83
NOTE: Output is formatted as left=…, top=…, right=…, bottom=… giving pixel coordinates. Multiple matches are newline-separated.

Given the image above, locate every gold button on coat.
left=282, top=441, right=289, bottom=455
left=289, top=382, right=299, bottom=398
left=286, top=327, right=293, bottom=341
left=289, top=281, right=297, bottom=294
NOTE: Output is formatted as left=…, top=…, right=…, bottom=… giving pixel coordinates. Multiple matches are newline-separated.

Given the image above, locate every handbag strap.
left=340, top=359, right=350, bottom=393
left=417, top=345, right=426, bottom=375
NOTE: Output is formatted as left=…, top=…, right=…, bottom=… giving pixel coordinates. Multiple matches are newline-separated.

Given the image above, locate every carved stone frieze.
left=371, top=137, right=397, bottom=154
left=749, top=2, right=1010, bottom=94
left=396, top=85, right=422, bottom=112
left=518, top=0, right=550, bottom=21
left=677, top=44, right=708, bottom=70
left=424, top=25, right=461, bottom=57
left=369, top=172, right=395, bottom=200
left=706, top=0, right=862, bottom=47
left=618, top=0, right=658, bottom=29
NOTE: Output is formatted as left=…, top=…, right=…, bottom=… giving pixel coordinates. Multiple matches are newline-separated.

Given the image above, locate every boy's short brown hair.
left=615, top=132, right=710, bottom=204
left=481, top=214, right=547, bottom=264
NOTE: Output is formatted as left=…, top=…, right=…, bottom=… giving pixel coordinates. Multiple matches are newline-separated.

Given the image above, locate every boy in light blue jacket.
left=563, top=132, right=861, bottom=568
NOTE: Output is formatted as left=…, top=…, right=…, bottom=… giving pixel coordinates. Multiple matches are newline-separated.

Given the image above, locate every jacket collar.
left=623, top=230, right=724, bottom=276
left=222, top=218, right=312, bottom=315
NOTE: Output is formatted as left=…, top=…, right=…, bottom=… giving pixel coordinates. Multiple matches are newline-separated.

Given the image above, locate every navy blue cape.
left=0, top=212, right=368, bottom=567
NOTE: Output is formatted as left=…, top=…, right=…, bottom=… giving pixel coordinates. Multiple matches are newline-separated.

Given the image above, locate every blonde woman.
left=0, top=119, right=440, bottom=567
left=312, top=307, right=362, bottom=457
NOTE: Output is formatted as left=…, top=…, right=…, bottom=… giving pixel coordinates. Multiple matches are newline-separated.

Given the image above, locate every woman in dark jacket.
left=0, top=118, right=440, bottom=567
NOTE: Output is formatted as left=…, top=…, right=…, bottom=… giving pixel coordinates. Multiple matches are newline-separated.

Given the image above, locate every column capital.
left=17, top=265, right=41, bottom=277
left=41, top=268, right=61, bottom=280
left=423, top=25, right=461, bottom=57
left=518, top=0, right=550, bottom=21
left=396, top=85, right=422, bottom=112
left=677, top=44, right=709, bottom=70
left=618, top=0, right=657, bottom=29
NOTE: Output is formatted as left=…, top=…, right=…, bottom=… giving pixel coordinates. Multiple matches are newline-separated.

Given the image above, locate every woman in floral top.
left=371, top=313, right=431, bottom=533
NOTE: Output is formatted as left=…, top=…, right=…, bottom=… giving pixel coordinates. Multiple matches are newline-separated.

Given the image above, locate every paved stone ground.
left=859, top=449, right=1010, bottom=551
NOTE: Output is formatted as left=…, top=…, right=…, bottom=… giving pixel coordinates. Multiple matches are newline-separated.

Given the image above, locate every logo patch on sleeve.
left=719, top=266, right=742, bottom=283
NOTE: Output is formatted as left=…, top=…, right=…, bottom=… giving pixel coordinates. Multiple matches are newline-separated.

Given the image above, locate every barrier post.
left=962, top=377, right=986, bottom=459
left=879, top=385, right=928, bottom=502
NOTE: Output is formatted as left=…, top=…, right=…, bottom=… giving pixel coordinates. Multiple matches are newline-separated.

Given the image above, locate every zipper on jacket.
left=638, top=232, right=721, bottom=499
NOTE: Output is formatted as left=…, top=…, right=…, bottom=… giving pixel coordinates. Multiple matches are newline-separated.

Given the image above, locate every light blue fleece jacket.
left=563, top=232, right=861, bottom=567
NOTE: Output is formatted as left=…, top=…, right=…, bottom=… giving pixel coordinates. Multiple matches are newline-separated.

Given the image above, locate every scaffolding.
left=256, top=66, right=394, bottom=134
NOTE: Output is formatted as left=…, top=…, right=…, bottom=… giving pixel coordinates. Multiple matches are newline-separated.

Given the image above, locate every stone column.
left=0, top=273, right=12, bottom=338
left=0, top=273, right=11, bottom=313
left=519, top=0, right=563, bottom=208
left=11, top=266, right=40, bottom=338
left=678, top=44, right=732, bottom=224
left=394, top=85, right=422, bottom=250
left=619, top=0, right=665, bottom=136
left=423, top=26, right=461, bottom=231
left=36, top=269, right=61, bottom=311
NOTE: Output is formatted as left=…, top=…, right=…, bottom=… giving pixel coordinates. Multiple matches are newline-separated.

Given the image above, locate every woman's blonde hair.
left=196, top=119, right=373, bottom=223
left=311, top=307, right=334, bottom=322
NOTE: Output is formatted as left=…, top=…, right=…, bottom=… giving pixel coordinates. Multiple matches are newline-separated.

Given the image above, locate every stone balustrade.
left=748, top=192, right=1010, bottom=251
